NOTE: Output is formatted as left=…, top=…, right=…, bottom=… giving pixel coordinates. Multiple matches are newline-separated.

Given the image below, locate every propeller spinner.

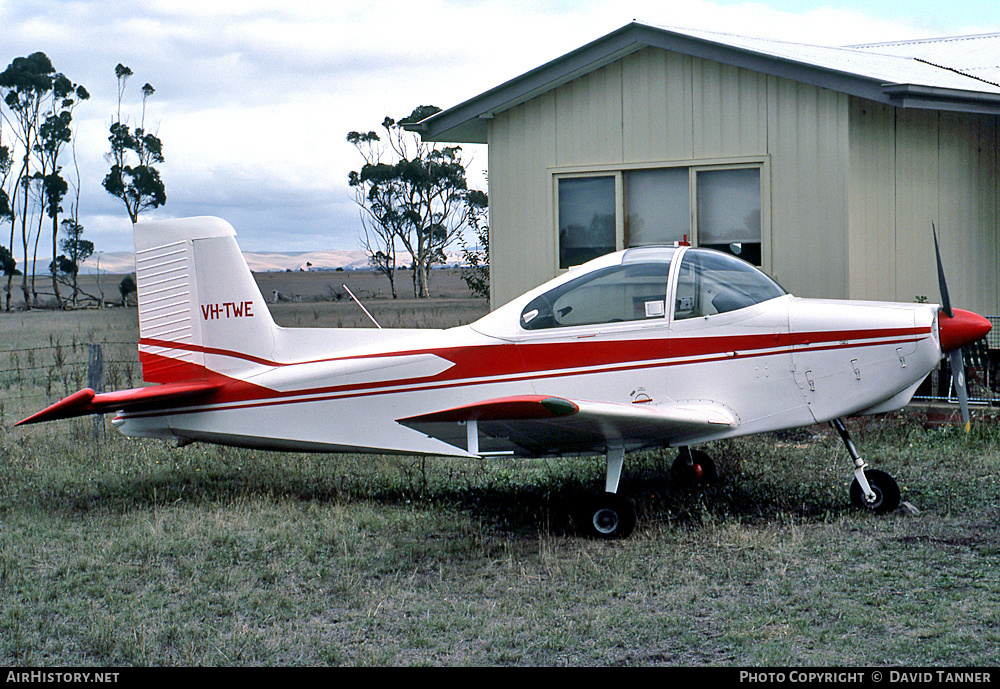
left=933, top=224, right=992, bottom=430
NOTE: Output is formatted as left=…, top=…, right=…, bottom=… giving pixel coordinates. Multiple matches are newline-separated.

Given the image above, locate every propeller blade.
left=932, top=222, right=953, bottom=318
left=948, top=349, right=971, bottom=432
left=934, top=223, right=976, bottom=432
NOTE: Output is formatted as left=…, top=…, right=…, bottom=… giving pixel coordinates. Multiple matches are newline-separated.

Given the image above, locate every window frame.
left=552, top=157, right=771, bottom=273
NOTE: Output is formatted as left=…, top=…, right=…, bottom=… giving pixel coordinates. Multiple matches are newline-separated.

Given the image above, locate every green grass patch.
left=2, top=416, right=999, bottom=666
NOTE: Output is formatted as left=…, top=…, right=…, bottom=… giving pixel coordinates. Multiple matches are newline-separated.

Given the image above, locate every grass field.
left=1, top=280, right=999, bottom=667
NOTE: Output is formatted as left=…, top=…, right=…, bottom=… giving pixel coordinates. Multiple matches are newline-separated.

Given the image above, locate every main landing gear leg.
left=584, top=446, right=636, bottom=539
left=831, top=418, right=900, bottom=515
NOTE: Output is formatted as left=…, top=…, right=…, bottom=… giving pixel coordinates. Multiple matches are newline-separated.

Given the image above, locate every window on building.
left=557, top=162, right=765, bottom=268
left=557, top=176, right=616, bottom=269
left=696, top=168, right=762, bottom=265
left=625, top=167, right=688, bottom=247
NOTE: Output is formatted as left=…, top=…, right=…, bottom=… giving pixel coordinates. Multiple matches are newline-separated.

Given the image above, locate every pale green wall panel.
left=766, top=77, right=849, bottom=299
left=553, top=63, right=624, bottom=167
left=847, top=98, right=897, bottom=302
left=936, top=112, right=998, bottom=316
left=621, top=49, right=693, bottom=162
left=692, top=59, right=768, bottom=159
left=488, top=93, right=557, bottom=309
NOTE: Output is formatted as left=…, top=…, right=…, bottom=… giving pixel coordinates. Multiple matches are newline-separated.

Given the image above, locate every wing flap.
left=398, top=395, right=737, bottom=456
left=16, top=381, right=224, bottom=426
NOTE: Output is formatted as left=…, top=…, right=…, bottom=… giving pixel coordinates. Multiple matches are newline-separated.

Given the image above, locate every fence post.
left=88, top=344, right=105, bottom=441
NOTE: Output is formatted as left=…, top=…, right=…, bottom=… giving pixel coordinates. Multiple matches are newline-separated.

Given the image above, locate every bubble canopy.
left=513, top=247, right=786, bottom=331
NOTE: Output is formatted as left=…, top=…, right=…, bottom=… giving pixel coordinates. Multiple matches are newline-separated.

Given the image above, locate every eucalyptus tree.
left=0, top=127, right=13, bottom=309
left=349, top=125, right=400, bottom=298
left=103, top=64, right=165, bottom=224
left=36, top=72, right=88, bottom=306
left=54, top=218, right=93, bottom=306
left=0, top=53, right=88, bottom=309
left=0, top=245, right=14, bottom=282
left=458, top=189, right=489, bottom=299
left=348, top=106, right=482, bottom=298
left=0, top=52, right=56, bottom=308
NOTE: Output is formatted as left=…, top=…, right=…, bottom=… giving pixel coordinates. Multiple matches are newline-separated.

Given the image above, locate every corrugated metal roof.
left=412, top=22, right=1000, bottom=143
left=660, top=25, right=1000, bottom=94
left=850, top=33, right=1000, bottom=87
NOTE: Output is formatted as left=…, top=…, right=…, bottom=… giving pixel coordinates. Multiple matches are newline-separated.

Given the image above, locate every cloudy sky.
left=1, top=0, right=998, bottom=256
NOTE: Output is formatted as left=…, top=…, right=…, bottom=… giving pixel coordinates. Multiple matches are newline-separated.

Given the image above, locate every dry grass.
left=2, top=425, right=999, bottom=667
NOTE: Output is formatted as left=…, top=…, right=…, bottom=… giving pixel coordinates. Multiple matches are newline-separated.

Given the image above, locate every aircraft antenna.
left=342, top=284, right=382, bottom=329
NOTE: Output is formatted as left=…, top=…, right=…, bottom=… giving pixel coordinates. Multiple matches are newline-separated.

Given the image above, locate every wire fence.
left=0, top=341, right=140, bottom=432
left=913, top=317, right=1000, bottom=408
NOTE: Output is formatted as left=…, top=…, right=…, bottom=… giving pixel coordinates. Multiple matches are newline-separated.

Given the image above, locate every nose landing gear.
left=831, top=418, right=900, bottom=514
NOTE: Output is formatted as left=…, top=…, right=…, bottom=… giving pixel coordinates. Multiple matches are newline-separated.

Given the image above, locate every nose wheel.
left=849, top=469, right=900, bottom=514
left=832, top=419, right=900, bottom=514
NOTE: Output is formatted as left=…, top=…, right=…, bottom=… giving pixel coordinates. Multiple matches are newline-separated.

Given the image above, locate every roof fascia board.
left=882, top=83, right=1000, bottom=102
left=883, top=85, right=1000, bottom=115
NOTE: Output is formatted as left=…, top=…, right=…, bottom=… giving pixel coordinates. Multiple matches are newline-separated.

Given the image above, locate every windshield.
left=674, top=248, right=785, bottom=320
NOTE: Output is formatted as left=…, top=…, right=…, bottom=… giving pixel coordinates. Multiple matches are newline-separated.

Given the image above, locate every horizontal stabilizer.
left=16, top=381, right=223, bottom=426
left=398, top=395, right=737, bottom=456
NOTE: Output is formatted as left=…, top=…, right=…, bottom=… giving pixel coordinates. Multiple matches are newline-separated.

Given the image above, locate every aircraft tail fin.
left=134, top=216, right=278, bottom=384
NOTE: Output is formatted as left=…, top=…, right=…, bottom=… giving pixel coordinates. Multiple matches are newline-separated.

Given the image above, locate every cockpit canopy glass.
left=520, top=261, right=672, bottom=330
left=519, top=247, right=785, bottom=330
left=674, top=249, right=785, bottom=320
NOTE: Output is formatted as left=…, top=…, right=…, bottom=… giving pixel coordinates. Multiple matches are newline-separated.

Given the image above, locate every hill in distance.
left=76, top=249, right=466, bottom=274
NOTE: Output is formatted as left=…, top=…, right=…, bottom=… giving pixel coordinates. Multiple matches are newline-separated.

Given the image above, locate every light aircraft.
left=18, top=217, right=992, bottom=538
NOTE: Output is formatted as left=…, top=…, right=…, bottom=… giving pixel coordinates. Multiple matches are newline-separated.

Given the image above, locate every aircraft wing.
left=397, top=395, right=737, bottom=457
left=16, top=381, right=224, bottom=426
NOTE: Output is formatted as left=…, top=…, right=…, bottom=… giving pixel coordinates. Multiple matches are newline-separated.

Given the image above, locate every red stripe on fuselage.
left=125, top=326, right=932, bottom=420
left=140, top=327, right=924, bottom=374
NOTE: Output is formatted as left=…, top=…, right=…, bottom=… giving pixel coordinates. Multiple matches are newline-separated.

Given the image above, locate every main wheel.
left=586, top=492, right=636, bottom=539
left=671, top=449, right=717, bottom=486
left=849, top=469, right=900, bottom=515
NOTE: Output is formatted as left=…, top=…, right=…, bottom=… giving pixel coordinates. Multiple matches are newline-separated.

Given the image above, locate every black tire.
left=849, top=469, right=900, bottom=515
left=671, top=449, right=718, bottom=486
left=586, top=492, right=636, bottom=539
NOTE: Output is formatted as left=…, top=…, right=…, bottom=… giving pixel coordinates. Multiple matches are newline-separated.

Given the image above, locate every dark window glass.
left=558, top=176, right=616, bottom=269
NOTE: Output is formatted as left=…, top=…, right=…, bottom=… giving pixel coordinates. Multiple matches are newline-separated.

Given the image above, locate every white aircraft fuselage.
left=19, top=217, right=991, bottom=536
